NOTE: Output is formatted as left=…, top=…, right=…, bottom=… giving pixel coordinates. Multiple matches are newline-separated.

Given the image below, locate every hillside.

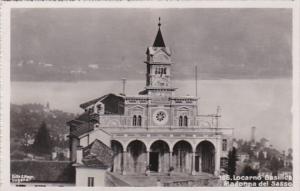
left=10, top=103, right=76, bottom=159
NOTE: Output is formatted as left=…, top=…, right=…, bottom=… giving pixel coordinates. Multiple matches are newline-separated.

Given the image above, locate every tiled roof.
left=81, top=156, right=108, bottom=168
left=69, top=122, right=94, bottom=138
left=278, top=166, right=292, bottom=172
left=79, top=94, right=108, bottom=109
left=82, top=139, right=113, bottom=168
left=259, top=167, right=272, bottom=172
left=11, top=160, right=75, bottom=183
left=68, top=111, right=98, bottom=138
left=67, top=119, right=83, bottom=126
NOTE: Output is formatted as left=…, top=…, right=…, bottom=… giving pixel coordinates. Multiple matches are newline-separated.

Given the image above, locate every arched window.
left=222, top=139, right=227, bottom=151
left=97, top=104, right=102, bottom=113
left=184, top=116, right=188, bottom=126
left=133, top=115, right=137, bottom=126
left=138, top=115, right=142, bottom=126
left=179, top=116, right=183, bottom=126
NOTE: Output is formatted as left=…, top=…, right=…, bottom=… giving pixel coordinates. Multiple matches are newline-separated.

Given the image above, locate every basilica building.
left=68, top=20, right=233, bottom=181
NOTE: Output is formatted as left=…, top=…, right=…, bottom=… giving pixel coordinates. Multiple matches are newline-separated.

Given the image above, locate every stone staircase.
left=106, top=172, right=220, bottom=187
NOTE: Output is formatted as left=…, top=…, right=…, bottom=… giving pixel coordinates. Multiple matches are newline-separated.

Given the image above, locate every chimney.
left=251, top=126, right=256, bottom=142
left=76, top=146, right=83, bottom=164
left=263, top=151, right=267, bottom=159
left=52, top=152, right=57, bottom=160
left=122, top=78, right=126, bottom=95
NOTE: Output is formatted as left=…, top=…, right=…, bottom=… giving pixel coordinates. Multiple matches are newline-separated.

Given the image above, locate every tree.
left=32, top=121, right=52, bottom=155
left=241, top=165, right=258, bottom=176
left=258, top=151, right=265, bottom=163
left=270, top=156, right=280, bottom=175
left=225, top=147, right=238, bottom=178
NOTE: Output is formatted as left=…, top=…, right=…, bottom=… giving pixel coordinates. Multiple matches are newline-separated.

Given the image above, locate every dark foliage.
left=241, top=165, right=258, bottom=176
left=10, top=150, right=27, bottom=160
left=10, top=103, right=75, bottom=141
left=270, top=156, right=281, bottom=175
left=11, top=160, right=75, bottom=183
left=57, top=153, right=67, bottom=161
left=10, top=103, right=75, bottom=156
left=225, top=147, right=238, bottom=178
left=32, top=121, right=52, bottom=155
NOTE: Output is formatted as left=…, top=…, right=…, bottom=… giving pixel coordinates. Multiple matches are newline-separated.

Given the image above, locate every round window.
left=156, top=111, right=166, bottom=121
left=153, top=110, right=168, bottom=125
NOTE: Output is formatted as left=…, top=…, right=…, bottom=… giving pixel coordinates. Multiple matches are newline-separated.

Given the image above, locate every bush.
left=11, top=150, right=26, bottom=160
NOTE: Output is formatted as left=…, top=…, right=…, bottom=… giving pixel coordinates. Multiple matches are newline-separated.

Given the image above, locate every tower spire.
left=153, top=17, right=165, bottom=47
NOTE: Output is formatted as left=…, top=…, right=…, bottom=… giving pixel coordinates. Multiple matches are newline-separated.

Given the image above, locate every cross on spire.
left=158, top=17, right=161, bottom=27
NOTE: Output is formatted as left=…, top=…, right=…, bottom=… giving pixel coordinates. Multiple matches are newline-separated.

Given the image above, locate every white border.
left=1, top=1, right=299, bottom=191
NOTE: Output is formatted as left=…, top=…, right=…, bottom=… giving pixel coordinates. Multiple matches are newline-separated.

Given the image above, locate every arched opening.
left=132, top=115, right=137, bottom=126
left=195, top=141, right=215, bottom=174
left=126, top=140, right=147, bottom=174
left=179, top=116, right=183, bottom=126
left=137, top=115, right=142, bottom=126
left=172, top=140, right=193, bottom=173
left=111, top=140, right=123, bottom=173
left=149, top=140, right=170, bottom=173
left=184, top=116, right=188, bottom=126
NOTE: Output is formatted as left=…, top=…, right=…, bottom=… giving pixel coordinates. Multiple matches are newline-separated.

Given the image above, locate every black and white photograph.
left=1, top=3, right=298, bottom=188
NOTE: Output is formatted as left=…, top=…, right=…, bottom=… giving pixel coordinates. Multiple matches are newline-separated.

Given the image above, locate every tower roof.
left=153, top=18, right=166, bottom=47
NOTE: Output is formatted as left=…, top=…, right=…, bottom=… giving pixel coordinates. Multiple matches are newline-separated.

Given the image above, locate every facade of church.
left=68, top=21, right=233, bottom=179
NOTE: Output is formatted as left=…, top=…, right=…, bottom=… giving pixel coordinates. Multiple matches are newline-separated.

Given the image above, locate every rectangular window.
left=34, top=185, right=46, bottom=187
left=16, top=185, right=26, bottom=187
left=220, top=157, right=228, bottom=168
left=88, top=177, right=94, bottom=187
left=222, top=139, right=227, bottom=151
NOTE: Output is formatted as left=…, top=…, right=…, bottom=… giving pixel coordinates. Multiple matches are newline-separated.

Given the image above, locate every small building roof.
left=80, top=139, right=113, bottom=168
left=69, top=122, right=94, bottom=138
left=259, top=167, right=272, bottom=173
left=79, top=94, right=108, bottom=109
left=76, top=112, right=90, bottom=123
left=286, top=154, right=293, bottom=160
left=238, top=152, right=249, bottom=156
left=79, top=93, right=125, bottom=110
left=278, top=166, right=292, bottom=172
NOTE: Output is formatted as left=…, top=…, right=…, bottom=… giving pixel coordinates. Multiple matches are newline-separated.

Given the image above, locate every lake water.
left=11, top=79, right=292, bottom=150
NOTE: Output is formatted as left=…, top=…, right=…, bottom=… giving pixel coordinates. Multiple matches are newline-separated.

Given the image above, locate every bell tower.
left=140, top=18, right=176, bottom=96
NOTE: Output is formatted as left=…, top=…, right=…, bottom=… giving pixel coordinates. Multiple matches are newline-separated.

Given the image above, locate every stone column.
left=214, top=139, right=221, bottom=176
left=199, top=156, right=202, bottom=173
left=145, top=150, right=150, bottom=176
left=122, top=150, right=127, bottom=175
left=170, top=103, right=174, bottom=129
left=147, top=100, right=151, bottom=128
left=169, top=152, right=173, bottom=169
left=147, top=150, right=150, bottom=167
left=192, top=152, right=196, bottom=175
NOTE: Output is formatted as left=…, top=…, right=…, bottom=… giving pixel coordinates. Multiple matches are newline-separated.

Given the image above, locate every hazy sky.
left=11, top=8, right=292, bottom=81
